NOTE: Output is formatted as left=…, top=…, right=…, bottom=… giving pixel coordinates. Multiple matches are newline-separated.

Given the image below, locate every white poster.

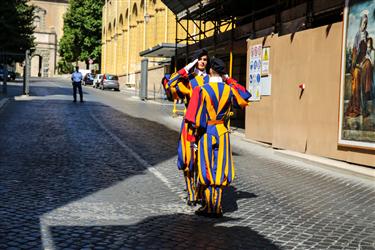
left=260, top=75, right=272, bottom=96
left=249, top=44, right=262, bottom=101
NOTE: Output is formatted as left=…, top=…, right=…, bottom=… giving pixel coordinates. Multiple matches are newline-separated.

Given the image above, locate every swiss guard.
left=167, top=49, right=210, bottom=206
left=185, top=57, right=251, bottom=218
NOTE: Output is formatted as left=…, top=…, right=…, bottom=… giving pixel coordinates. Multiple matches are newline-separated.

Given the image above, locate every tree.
left=0, top=0, right=35, bottom=62
left=59, top=0, right=105, bottom=69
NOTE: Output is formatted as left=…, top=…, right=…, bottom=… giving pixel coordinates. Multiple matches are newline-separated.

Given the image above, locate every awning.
left=139, top=43, right=185, bottom=58
left=160, top=0, right=200, bottom=15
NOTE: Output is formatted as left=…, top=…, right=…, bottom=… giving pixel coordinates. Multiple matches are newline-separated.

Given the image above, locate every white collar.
left=194, top=68, right=207, bottom=76
left=209, top=76, right=223, bottom=82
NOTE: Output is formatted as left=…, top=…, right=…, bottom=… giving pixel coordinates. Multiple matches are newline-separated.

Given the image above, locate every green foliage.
left=59, top=0, right=105, bottom=65
left=57, top=59, right=74, bottom=74
left=0, top=0, right=35, bottom=62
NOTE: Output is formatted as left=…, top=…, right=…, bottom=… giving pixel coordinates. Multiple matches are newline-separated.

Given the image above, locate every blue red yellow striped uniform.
left=185, top=78, right=250, bottom=214
left=167, top=68, right=209, bottom=203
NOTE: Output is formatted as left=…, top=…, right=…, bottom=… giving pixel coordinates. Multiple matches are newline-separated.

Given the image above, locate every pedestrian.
left=71, top=66, right=83, bottom=102
left=167, top=49, right=210, bottom=206
left=185, top=58, right=251, bottom=218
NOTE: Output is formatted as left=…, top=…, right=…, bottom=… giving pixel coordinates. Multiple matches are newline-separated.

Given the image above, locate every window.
left=34, top=16, right=41, bottom=29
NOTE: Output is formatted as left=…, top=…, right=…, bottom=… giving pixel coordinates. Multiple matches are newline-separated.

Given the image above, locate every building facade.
left=101, top=0, right=199, bottom=90
left=158, top=0, right=375, bottom=167
left=29, top=0, right=68, bottom=77
left=103, top=0, right=374, bottom=166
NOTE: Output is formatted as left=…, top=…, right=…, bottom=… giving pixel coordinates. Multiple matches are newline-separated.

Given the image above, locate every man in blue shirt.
left=71, top=66, right=83, bottom=102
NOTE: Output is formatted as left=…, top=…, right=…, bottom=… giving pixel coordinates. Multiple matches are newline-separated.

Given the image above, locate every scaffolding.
left=163, top=0, right=344, bottom=72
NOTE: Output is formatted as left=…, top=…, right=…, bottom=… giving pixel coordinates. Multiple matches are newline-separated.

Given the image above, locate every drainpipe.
left=165, top=8, right=168, bottom=42
left=114, top=1, right=118, bottom=74
left=143, top=0, right=147, bottom=50
left=127, top=0, right=130, bottom=84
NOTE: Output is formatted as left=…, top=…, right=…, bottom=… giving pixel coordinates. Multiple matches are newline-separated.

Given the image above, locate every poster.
left=338, top=0, right=375, bottom=149
left=261, top=47, right=270, bottom=76
left=249, top=44, right=262, bottom=101
left=261, top=75, right=272, bottom=96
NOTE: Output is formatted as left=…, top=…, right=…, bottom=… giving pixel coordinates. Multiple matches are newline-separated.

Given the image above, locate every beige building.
left=29, top=0, right=68, bottom=77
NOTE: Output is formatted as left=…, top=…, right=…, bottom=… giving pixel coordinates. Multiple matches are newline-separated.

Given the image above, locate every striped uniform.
left=185, top=77, right=250, bottom=214
left=168, top=68, right=209, bottom=203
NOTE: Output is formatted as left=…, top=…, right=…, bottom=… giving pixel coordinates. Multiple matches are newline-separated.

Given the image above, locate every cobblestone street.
left=0, top=79, right=374, bottom=249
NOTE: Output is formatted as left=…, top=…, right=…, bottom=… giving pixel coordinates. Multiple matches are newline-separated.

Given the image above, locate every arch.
left=125, top=8, right=129, bottom=23
left=113, top=18, right=116, bottom=35
left=108, top=22, right=112, bottom=39
left=140, top=0, right=145, bottom=9
left=131, top=3, right=138, bottom=26
left=119, top=14, right=124, bottom=31
left=119, top=14, right=124, bottom=25
left=33, top=16, right=41, bottom=29
left=124, top=8, right=129, bottom=29
left=31, top=54, right=43, bottom=77
left=140, top=0, right=145, bottom=23
left=34, top=6, right=47, bottom=17
left=148, top=0, right=156, bottom=15
left=132, top=2, right=138, bottom=17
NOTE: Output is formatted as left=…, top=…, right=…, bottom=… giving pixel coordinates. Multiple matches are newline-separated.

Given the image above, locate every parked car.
left=0, top=68, right=16, bottom=81
left=83, top=73, right=95, bottom=85
left=93, top=74, right=103, bottom=88
left=8, top=71, right=16, bottom=81
left=99, top=74, right=119, bottom=91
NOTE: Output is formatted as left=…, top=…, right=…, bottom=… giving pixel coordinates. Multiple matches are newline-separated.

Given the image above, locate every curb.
left=237, top=134, right=374, bottom=180
left=241, top=137, right=272, bottom=148
left=0, top=97, right=9, bottom=110
left=274, top=149, right=374, bottom=181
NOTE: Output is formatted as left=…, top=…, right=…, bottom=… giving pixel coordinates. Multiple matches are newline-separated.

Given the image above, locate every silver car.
left=93, top=74, right=103, bottom=88
left=99, top=74, right=120, bottom=91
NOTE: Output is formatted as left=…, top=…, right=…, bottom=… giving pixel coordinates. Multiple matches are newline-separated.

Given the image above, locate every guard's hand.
left=184, top=59, right=198, bottom=72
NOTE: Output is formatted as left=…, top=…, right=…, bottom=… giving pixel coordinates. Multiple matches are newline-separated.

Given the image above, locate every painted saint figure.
left=345, top=12, right=373, bottom=117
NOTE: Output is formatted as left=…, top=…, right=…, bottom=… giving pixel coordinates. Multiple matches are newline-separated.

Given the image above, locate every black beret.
left=210, top=58, right=226, bottom=74
left=191, top=48, right=208, bottom=60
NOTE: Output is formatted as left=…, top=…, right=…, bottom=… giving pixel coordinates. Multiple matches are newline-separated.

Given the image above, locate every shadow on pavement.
left=1, top=80, right=90, bottom=97
left=29, top=85, right=90, bottom=96
left=223, top=186, right=258, bottom=213
left=0, top=83, right=261, bottom=248
left=49, top=214, right=279, bottom=249
left=0, top=96, right=179, bottom=247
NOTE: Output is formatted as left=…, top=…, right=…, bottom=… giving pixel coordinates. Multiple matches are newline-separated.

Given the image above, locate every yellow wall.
left=101, top=0, right=211, bottom=85
left=245, top=22, right=375, bottom=167
left=103, top=0, right=173, bottom=79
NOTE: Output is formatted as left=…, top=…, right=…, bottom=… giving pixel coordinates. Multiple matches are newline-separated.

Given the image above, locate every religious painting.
left=339, top=0, right=375, bottom=149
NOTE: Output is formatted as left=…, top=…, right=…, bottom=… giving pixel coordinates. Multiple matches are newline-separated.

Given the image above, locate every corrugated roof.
left=161, top=0, right=201, bottom=15
left=139, top=43, right=185, bottom=58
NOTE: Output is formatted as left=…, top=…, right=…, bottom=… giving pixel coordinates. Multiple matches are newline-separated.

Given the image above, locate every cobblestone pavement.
left=0, top=79, right=374, bottom=250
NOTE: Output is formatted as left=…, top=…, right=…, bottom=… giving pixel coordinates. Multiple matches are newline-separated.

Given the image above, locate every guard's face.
left=197, top=55, right=208, bottom=71
left=360, top=18, right=367, bottom=32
